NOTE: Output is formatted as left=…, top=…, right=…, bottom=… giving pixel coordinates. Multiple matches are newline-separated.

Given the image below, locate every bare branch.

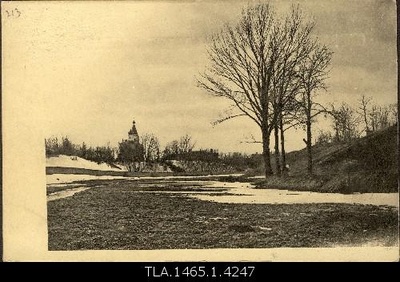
left=211, top=113, right=247, bottom=127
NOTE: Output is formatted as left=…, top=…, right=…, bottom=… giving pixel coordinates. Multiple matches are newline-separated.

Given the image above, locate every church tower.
left=128, top=120, right=139, bottom=142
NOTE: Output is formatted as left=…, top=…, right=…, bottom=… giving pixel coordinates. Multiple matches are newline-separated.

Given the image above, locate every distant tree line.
left=162, top=134, right=196, bottom=159
left=219, top=152, right=263, bottom=170
left=45, top=133, right=263, bottom=172
left=45, top=136, right=115, bottom=164
left=316, top=96, right=397, bottom=145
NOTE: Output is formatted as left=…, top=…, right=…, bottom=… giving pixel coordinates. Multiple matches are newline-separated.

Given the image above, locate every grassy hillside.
left=256, top=125, right=398, bottom=193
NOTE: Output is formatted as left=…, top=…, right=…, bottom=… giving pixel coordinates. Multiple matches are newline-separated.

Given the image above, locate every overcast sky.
left=4, top=0, right=397, bottom=154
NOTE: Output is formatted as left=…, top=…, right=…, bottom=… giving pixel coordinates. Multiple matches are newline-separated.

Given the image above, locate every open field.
left=47, top=179, right=398, bottom=250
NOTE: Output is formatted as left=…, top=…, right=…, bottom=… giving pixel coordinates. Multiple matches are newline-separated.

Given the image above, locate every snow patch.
left=48, top=187, right=91, bottom=201
left=46, top=155, right=123, bottom=171
left=192, top=182, right=399, bottom=207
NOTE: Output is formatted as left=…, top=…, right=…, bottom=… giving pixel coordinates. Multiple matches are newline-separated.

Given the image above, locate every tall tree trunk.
left=306, top=115, right=313, bottom=175
left=274, top=123, right=281, bottom=176
left=306, top=92, right=313, bottom=175
left=279, top=115, right=287, bottom=175
left=362, top=110, right=370, bottom=135
left=261, top=125, right=273, bottom=177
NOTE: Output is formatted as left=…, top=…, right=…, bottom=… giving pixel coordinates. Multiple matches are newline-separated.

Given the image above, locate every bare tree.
left=297, top=43, right=333, bottom=175
left=369, top=105, right=379, bottom=132
left=197, top=3, right=326, bottom=177
left=357, top=96, right=396, bottom=134
left=163, top=135, right=196, bottom=160
left=358, top=95, right=372, bottom=135
left=378, top=106, right=390, bottom=129
left=315, top=130, right=333, bottom=145
left=178, top=134, right=196, bottom=154
left=163, top=140, right=179, bottom=159
left=331, top=103, right=360, bottom=142
left=370, top=105, right=392, bottom=132
left=388, top=103, right=398, bottom=125
left=278, top=102, right=304, bottom=174
left=140, top=133, right=160, bottom=162
left=45, top=137, right=59, bottom=157
left=270, top=7, right=321, bottom=175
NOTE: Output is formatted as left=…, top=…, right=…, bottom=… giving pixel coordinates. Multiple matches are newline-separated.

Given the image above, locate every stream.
left=46, top=175, right=399, bottom=207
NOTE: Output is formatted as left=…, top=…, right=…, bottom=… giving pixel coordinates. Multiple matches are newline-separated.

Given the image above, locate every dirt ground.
left=47, top=179, right=398, bottom=250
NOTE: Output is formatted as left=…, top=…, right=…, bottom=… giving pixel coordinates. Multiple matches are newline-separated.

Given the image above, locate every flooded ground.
left=193, top=182, right=399, bottom=207
left=46, top=175, right=399, bottom=207
left=47, top=174, right=127, bottom=184
left=47, top=174, right=398, bottom=254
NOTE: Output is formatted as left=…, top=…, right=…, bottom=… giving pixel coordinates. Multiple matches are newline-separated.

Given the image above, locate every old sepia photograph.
left=2, top=0, right=399, bottom=262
